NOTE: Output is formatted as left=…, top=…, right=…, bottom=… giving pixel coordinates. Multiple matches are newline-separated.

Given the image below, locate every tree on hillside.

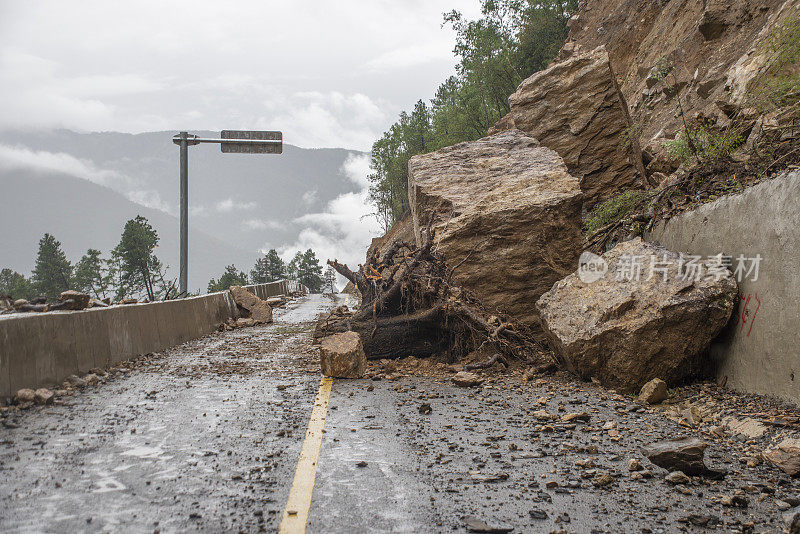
left=297, top=249, right=324, bottom=293
left=73, top=248, right=109, bottom=299
left=31, top=233, right=72, bottom=299
left=115, top=216, right=167, bottom=301
left=208, top=264, right=249, bottom=293
left=250, top=249, right=286, bottom=283
left=0, top=268, right=34, bottom=300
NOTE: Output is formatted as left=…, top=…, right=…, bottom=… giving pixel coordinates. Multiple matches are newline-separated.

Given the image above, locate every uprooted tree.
left=316, top=230, right=551, bottom=366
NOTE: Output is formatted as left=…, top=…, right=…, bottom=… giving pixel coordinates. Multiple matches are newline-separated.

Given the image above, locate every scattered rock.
left=59, top=290, right=90, bottom=310
left=120, top=298, right=138, bottom=305
left=356, top=461, right=368, bottom=468
left=723, top=416, right=768, bottom=439
left=464, top=515, right=513, bottom=533
left=33, top=388, right=54, bottom=405
left=628, top=458, right=643, bottom=472
left=65, top=375, right=87, bottom=388
left=499, top=45, right=646, bottom=208
left=665, top=471, right=690, bottom=485
left=642, top=437, right=722, bottom=477
left=537, top=238, right=738, bottom=393
left=319, top=332, right=367, bottom=379
left=638, top=378, right=669, bottom=404
left=235, top=317, right=256, bottom=328
left=764, top=438, right=800, bottom=476
left=13, top=388, right=35, bottom=404
left=720, top=494, right=748, bottom=508
left=784, top=507, right=800, bottom=533
left=452, top=371, right=485, bottom=388
left=12, top=299, right=29, bottom=310
left=418, top=403, right=432, bottom=415
left=408, top=129, right=582, bottom=327
left=230, top=286, right=273, bottom=324
left=84, top=373, right=99, bottom=386
left=529, top=509, right=548, bottom=520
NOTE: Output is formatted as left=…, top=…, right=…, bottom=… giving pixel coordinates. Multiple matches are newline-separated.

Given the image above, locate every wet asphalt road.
left=1, top=294, right=797, bottom=533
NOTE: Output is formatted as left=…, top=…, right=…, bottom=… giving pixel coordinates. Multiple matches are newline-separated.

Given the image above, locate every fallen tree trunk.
left=317, top=234, right=550, bottom=364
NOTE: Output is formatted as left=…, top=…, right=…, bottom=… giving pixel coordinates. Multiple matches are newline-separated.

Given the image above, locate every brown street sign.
left=220, top=130, right=283, bottom=154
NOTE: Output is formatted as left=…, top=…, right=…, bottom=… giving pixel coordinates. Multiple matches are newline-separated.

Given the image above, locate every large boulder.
left=498, top=45, right=645, bottom=209
left=536, top=238, right=737, bottom=392
left=408, top=129, right=583, bottom=327
left=229, top=286, right=273, bottom=324
left=319, top=332, right=366, bottom=378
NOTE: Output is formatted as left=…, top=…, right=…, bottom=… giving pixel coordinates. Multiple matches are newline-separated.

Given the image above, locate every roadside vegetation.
left=1, top=218, right=328, bottom=303
left=367, top=0, right=578, bottom=230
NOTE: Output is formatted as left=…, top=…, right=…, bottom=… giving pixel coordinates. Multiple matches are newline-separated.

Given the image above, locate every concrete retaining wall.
left=0, top=280, right=303, bottom=398
left=647, top=170, right=800, bottom=404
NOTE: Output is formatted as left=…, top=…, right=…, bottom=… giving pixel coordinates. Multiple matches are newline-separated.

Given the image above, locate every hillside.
left=0, top=129, right=374, bottom=290
left=0, top=169, right=258, bottom=293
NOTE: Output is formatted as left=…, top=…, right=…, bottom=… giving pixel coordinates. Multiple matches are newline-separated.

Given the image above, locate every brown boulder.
left=642, top=437, right=722, bottom=477
left=408, top=129, right=583, bottom=327
left=764, top=438, right=800, bottom=477
left=59, top=290, right=90, bottom=310
left=34, top=388, right=54, bottom=405
left=14, top=388, right=35, bottom=404
left=536, top=238, right=737, bottom=392
left=319, top=332, right=366, bottom=378
left=229, top=286, right=273, bottom=324
left=638, top=378, right=669, bottom=404
left=452, top=371, right=485, bottom=388
left=501, top=45, right=645, bottom=209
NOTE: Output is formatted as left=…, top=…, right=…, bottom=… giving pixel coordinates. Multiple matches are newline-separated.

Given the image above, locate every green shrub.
left=584, top=190, right=646, bottom=234
left=663, top=125, right=744, bottom=165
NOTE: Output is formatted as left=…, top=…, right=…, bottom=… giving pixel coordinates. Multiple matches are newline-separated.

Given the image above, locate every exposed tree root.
left=316, top=233, right=550, bottom=366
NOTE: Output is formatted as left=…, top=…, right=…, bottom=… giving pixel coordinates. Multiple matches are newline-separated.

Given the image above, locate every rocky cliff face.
left=564, top=0, right=799, bottom=171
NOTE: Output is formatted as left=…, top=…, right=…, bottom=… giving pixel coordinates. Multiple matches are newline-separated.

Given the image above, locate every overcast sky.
left=0, top=0, right=482, bottom=151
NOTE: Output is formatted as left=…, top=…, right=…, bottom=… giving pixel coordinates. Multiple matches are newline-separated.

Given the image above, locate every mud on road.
left=1, top=294, right=799, bottom=533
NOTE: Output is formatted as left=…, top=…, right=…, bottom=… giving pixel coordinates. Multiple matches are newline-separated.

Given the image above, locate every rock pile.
left=229, top=286, right=273, bottom=324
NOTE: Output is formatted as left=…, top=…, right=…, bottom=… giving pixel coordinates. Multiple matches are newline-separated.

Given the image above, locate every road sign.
left=220, top=130, right=282, bottom=154
left=172, top=130, right=283, bottom=297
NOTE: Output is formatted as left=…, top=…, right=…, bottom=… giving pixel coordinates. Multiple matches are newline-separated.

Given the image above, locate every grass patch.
left=584, top=190, right=647, bottom=235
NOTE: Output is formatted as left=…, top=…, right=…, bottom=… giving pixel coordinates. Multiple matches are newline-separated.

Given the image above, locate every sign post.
left=172, top=131, right=283, bottom=297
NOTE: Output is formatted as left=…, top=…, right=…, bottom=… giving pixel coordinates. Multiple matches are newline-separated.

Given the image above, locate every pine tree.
left=287, top=252, right=303, bottom=280
left=323, top=266, right=337, bottom=294
left=208, top=265, right=249, bottom=292
left=297, top=249, right=324, bottom=293
left=115, top=216, right=166, bottom=301
left=0, top=268, right=34, bottom=300
left=250, top=249, right=286, bottom=283
left=31, top=233, right=72, bottom=300
left=73, top=249, right=108, bottom=299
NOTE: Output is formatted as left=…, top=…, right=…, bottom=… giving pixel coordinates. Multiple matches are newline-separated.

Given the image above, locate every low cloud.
left=215, top=198, right=257, bottom=213
left=278, top=154, right=381, bottom=279
left=364, top=43, right=454, bottom=71
left=0, top=143, right=130, bottom=188
left=242, top=218, right=286, bottom=231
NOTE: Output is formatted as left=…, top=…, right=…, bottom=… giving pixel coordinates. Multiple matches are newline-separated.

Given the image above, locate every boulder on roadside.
left=638, top=378, right=669, bottom=404
left=230, top=286, right=273, bottom=324
left=408, top=129, right=583, bottom=327
left=236, top=317, right=256, bottom=328
left=496, top=45, right=646, bottom=209
left=14, top=388, right=35, bottom=404
left=536, top=238, right=737, bottom=392
left=319, top=332, right=366, bottom=378
left=34, top=388, right=54, bottom=405
left=642, top=437, right=722, bottom=477
left=59, top=290, right=90, bottom=310
left=452, top=371, right=485, bottom=388
left=764, top=438, right=800, bottom=477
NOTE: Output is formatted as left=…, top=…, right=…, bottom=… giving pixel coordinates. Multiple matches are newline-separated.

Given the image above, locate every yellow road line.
left=278, top=376, right=333, bottom=534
